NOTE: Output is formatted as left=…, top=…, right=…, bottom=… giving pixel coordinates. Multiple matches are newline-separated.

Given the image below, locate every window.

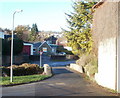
left=33, top=49, right=36, bottom=52
left=43, top=47, right=47, bottom=52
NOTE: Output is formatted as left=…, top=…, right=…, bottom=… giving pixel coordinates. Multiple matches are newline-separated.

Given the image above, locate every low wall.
left=69, top=63, right=83, bottom=73
left=29, top=55, right=40, bottom=61
left=50, top=55, right=66, bottom=60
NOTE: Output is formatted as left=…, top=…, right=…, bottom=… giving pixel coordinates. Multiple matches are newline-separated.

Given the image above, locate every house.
left=0, top=32, right=4, bottom=39
left=0, top=29, right=4, bottom=39
left=22, top=42, right=33, bottom=55
left=56, top=36, right=67, bottom=46
left=49, top=44, right=59, bottom=54
left=33, top=42, right=42, bottom=55
left=4, top=35, right=17, bottom=39
left=56, top=36, right=72, bottom=51
left=33, top=41, right=52, bottom=55
left=44, top=36, right=57, bottom=44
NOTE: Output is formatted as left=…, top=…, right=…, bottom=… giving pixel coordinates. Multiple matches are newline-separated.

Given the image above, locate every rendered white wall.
left=117, top=1, right=120, bottom=93
left=117, top=35, right=120, bottom=93
left=95, top=38, right=116, bottom=90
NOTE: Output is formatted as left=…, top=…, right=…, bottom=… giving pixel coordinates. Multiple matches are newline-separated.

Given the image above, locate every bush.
left=2, top=38, right=23, bottom=55
left=85, top=58, right=98, bottom=76
left=13, top=38, right=23, bottom=55
left=2, top=63, right=43, bottom=76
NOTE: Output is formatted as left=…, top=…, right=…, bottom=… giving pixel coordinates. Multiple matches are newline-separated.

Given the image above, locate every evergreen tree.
left=28, top=23, right=39, bottom=42
left=65, top=1, right=96, bottom=56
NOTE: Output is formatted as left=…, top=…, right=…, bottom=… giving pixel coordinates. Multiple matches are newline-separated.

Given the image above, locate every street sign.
left=40, top=51, right=43, bottom=55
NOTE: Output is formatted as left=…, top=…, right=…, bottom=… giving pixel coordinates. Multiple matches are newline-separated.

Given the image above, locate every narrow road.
left=2, top=67, right=117, bottom=96
left=30, top=55, right=76, bottom=67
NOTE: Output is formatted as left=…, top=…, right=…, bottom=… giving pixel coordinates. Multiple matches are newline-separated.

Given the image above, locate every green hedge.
left=2, top=38, right=23, bottom=55
left=2, top=63, right=43, bottom=76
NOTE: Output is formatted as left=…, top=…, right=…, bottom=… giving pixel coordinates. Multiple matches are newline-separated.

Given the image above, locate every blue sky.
left=0, top=0, right=73, bottom=32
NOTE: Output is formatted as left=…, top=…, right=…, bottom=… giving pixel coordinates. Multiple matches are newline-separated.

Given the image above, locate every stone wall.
left=69, top=63, right=83, bottom=73
left=92, top=1, right=118, bottom=91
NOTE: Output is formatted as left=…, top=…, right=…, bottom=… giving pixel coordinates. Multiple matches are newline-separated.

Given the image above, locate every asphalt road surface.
left=2, top=67, right=118, bottom=97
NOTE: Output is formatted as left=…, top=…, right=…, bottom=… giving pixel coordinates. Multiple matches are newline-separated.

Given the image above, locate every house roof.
left=33, top=42, right=42, bottom=47
left=49, top=44, right=58, bottom=47
left=38, top=41, right=52, bottom=49
left=44, top=36, right=57, bottom=41
left=23, top=41, right=33, bottom=44
left=92, top=0, right=106, bottom=9
left=23, top=42, right=33, bottom=46
left=4, top=35, right=17, bottom=39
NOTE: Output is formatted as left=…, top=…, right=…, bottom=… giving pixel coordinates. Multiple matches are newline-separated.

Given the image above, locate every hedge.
left=1, top=63, right=43, bottom=76
left=2, top=38, right=23, bottom=55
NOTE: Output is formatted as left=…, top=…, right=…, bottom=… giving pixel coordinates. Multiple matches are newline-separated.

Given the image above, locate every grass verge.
left=0, top=74, right=51, bottom=86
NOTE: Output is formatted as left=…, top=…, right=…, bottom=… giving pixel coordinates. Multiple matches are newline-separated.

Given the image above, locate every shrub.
left=2, top=66, right=11, bottom=76
left=2, top=63, right=43, bottom=76
left=13, top=38, right=23, bottom=55
left=2, top=38, right=23, bottom=55
left=85, top=58, right=98, bottom=76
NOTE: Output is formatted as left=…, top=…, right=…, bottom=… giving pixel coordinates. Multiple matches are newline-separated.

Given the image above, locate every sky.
left=0, top=0, right=74, bottom=32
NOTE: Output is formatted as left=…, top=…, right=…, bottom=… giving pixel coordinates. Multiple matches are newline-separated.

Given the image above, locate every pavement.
left=2, top=66, right=118, bottom=97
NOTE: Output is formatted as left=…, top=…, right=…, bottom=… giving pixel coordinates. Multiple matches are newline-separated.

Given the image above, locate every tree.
left=4, top=28, right=11, bottom=35
left=28, top=23, right=39, bottom=42
left=15, top=25, right=30, bottom=40
left=65, top=1, right=96, bottom=56
left=32, top=23, right=39, bottom=33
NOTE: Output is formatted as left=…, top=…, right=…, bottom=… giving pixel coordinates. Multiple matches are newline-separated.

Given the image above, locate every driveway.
left=2, top=67, right=117, bottom=96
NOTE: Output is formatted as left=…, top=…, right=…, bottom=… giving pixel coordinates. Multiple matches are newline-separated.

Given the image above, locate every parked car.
left=58, top=52, right=66, bottom=55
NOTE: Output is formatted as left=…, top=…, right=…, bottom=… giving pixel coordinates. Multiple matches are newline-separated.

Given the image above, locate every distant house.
left=22, top=42, right=33, bottom=55
left=0, top=28, right=4, bottom=39
left=44, top=36, right=57, bottom=44
left=4, top=35, right=17, bottom=39
left=0, top=32, right=4, bottom=39
left=33, top=41, right=52, bottom=55
left=56, top=36, right=67, bottom=47
left=56, top=36, right=72, bottom=51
